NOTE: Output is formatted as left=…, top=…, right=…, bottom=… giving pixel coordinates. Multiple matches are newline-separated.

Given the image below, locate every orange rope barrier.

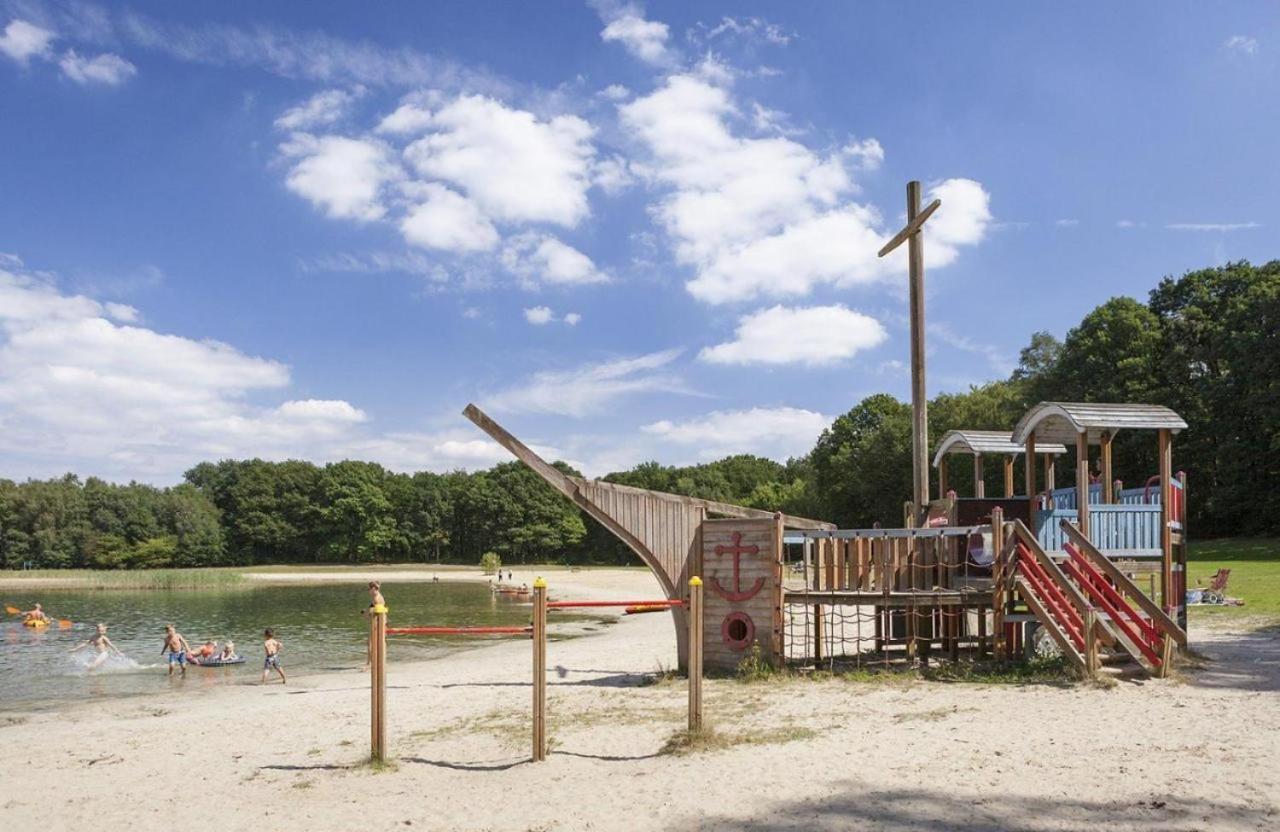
left=386, top=625, right=532, bottom=636
left=546, top=599, right=684, bottom=609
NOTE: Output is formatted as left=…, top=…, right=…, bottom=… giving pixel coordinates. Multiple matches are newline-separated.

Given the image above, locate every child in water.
left=161, top=624, right=191, bottom=677
left=218, top=641, right=237, bottom=661
left=261, top=629, right=286, bottom=685
left=69, top=623, right=124, bottom=671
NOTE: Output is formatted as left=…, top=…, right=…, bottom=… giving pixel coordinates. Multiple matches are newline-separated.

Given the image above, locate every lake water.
left=0, top=581, right=537, bottom=712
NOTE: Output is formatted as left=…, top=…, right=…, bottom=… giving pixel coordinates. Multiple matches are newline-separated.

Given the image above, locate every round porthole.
left=721, top=611, right=755, bottom=651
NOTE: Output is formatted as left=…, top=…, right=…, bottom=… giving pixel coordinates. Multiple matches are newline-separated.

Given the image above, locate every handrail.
left=1013, top=576, right=1086, bottom=673
left=1058, top=519, right=1186, bottom=647
left=1018, top=548, right=1085, bottom=650
left=1011, top=520, right=1092, bottom=616
left=1063, top=550, right=1162, bottom=669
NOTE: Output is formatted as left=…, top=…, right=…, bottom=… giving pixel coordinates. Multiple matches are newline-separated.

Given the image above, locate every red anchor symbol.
left=709, top=532, right=765, bottom=602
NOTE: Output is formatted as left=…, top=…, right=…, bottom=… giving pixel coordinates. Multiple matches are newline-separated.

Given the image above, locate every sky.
left=1, top=1, right=1277, bottom=485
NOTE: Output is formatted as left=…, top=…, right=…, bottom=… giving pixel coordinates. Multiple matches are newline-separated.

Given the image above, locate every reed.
left=0, top=568, right=248, bottom=591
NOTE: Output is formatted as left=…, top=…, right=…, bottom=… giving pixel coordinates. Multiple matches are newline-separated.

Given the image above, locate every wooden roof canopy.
left=931, top=430, right=1067, bottom=468
left=1010, top=402, right=1188, bottom=445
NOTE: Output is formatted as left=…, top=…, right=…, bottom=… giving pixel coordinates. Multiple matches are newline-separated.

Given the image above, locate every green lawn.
left=1187, top=538, right=1280, bottom=623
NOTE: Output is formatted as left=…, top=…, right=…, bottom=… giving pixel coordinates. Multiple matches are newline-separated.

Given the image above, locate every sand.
left=2, top=567, right=1277, bottom=831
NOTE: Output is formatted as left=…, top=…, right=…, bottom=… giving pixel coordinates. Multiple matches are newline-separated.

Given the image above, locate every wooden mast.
left=878, top=182, right=941, bottom=519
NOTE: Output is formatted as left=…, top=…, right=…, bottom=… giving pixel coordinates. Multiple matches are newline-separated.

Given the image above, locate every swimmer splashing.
left=68, top=623, right=125, bottom=671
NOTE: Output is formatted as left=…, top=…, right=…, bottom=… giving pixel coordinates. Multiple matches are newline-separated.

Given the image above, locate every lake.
left=0, top=581, right=536, bottom=712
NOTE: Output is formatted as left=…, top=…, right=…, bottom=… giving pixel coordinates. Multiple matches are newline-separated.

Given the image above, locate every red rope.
left=386, top=626, right=532, bottom=636
left=546, top=599, right=684, bottom=609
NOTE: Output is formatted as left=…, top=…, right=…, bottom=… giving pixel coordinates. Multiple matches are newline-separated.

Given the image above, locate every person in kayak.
left=69, top=623, right=124, bottom=670
left=20, top=603, right=49, bottom=625
left=261, top=629, right=286, bottom=685
left=161, top=624, right=192, bottom=677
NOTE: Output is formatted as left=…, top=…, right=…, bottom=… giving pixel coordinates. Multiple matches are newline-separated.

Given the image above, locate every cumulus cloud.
left=376, top=102, right=434, bottom=135
left=58, top=49, right=136, bottom=85
left=563, top=312, right=582, bottom=326
left=0, top=19, right=54, bottom=64
left=403, top=95, right=596, bottom=227
left=399, top=183, right=499, bottom=252
left=484, top=349, right=687, bottom=416
left=280, top=134, right=401, bottom=222
left=1225, top=35, right=1258, bottom=56
left=642, top=406, right=829, bottom=462
left=620, top=73, right=990, bottom=304
left=596, top=3, right=672, bottom=66
left=501, top=233, right=609, bottom=286
left=524, top=305, right=555, bottom=325
left=700, top=305, right=887, bottom=366
left=275, top=88, right=363, bottom=130
left=1165, top=221, right=1260, bottom=232
left=0, top=261, right=531, bottom=481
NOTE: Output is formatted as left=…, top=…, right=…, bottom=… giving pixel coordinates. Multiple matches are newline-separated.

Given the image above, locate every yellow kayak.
left=23, top=618, right=50, bottom=629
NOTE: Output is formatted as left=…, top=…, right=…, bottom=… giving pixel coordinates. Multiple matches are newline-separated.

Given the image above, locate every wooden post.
left=1003, top=456, right=1015, bottom=498
left=938, top=456, right=949, bottom=500
left=1043, top=453, right=1055, bottom=494
left=973, top=453, right=985, bottom=498
left=813, top=604, right=824, bottom=665
left=990, top=507, right=1006, bottom=657
left=687, top=577, right=703, bottom=733
left=1158, top=429, right=1173, bottom=616
left=370, top=603, right=388, bottom=762
left=906, top=181, right=930, bottom=515
left=1076, top=432, right=1090, bottom=536
left=1024, top=431, right=1037, bottom=503
left=532, top=577, right=547, bottom=762
left=1100, top=432, right=1114, bottom=503
left=1083, top=609, right=1098, bottom=677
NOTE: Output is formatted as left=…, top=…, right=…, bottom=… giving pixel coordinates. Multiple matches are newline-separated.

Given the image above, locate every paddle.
left=6, top=603, right=72, bottom=628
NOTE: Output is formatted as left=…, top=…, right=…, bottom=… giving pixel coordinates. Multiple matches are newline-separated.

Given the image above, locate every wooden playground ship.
left=465, top=399, right=1190, bottom=680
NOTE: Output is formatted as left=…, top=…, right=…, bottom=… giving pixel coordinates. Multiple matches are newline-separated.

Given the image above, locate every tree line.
left=1, top=261, right=1275, bottom=569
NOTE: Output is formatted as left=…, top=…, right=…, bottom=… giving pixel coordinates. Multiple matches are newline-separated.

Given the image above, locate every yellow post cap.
left=372, top=604, right=389, bottom=614
left=689, top=576, right=702, bottom=586
left=533, top=577, right=547, bottom=589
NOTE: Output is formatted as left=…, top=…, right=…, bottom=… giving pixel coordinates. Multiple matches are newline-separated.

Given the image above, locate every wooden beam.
left=1024, top=431, right=1036, bottom=501
left=1159, top=428, right=1173, bottom=616
left=1003, top=456, right=1015, bottom=498
left=938, top=456, right=949, bottom=500
left=1076, top=432, right=1090, bottom=536
left=906, top=182, right=930, bottom=514
left=973, top=453, right=985, bottom=498
left=1043, top=453, right=1055, bottom=493
left=1100, top=431, right=1114, bottom=503
left=876, top=198, right=942, bottom=256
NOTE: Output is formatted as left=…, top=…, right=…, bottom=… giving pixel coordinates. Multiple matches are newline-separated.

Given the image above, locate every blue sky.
left=1, top=1, right=1276, bottom=484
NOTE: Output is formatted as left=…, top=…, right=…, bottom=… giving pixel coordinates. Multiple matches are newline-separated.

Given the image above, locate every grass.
left=660, top=724, right=817, bottom=756
left=0, top=567, right=247, bottom=591
left=1187, top=538, right=1280, bottom=623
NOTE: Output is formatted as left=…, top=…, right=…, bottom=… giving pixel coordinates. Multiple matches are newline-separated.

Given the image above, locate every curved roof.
left=931, top=430, right=1068, bottom=468
left=1010, top=402, right=1187, bottom=445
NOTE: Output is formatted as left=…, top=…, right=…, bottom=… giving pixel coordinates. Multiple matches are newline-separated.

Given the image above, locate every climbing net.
left=781, top=526, right=994, bottom=668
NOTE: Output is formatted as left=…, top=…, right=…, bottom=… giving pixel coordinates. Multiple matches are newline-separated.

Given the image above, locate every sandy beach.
left=2, top=567, right=1277, bottom=832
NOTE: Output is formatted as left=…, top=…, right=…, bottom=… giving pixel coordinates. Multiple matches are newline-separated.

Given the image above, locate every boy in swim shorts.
left=70, top=623, right=124, bottom=671
left=161, top=624, right=191, bottom=677
left=261, top=629, right=286, bottom=685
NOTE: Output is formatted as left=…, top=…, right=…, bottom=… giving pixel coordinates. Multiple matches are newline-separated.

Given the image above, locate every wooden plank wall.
left=702, top=518, right=781, bottom=670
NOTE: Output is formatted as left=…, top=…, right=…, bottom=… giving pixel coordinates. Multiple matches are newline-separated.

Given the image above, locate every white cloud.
left=403, top=95, right=596, bottom=227
left=484, top=349, right=686, bottom=416
left=700, top=305, right=887, bottom=366
left=592, top=155, right=634, bottom=194
left=502, top=233, right=609, bottom=286
left=1054, top=218, right=1080, bottom=227
left=524, top=305, right=555, bottom=325
left=842, top=138, right=884, bottom=170
left=598, top=6, right=672, bottom=66
left=642, top=406, right=829, bottom=462
left=275, top=88, right=362, bottom=130
left=376, top=103, right=433, bottom=135
left=399, top=183, right=499, bottom=252
left=0, top=19, right=54, bottom=64
left=598, top=84, right=630, bottom=101
left=58, top=49, right=136, bottom=85
left=1225, top=35, right=1258, bottom=56
left=297, top=250, right=449, bottom=282
left=280, top=133, right=401, bottom=222
left=1116, top=219, right=1144, bottom=229
left=695, top=17, right=794, bottom=47
left=563, top=312, right=582, bottom=326
left=0, top=261, right=527, bottom=482
left=928, top=322, right=1013, bottom=376
left=620, top=73, right=991, bottom=304
left=1165, top=221, right=1260, bottom=232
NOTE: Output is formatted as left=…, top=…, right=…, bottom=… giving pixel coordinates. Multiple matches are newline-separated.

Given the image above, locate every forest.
left=2, top=261, right=1276, bottom=569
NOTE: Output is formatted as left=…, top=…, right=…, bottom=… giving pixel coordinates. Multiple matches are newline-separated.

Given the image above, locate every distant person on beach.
left=20, top=603, right=49, bottom=624
left=69, top=623, right=124, bottom=671
left=261, top=629, right=286, bottom=685
left=161, top=624, right=191, bottom=677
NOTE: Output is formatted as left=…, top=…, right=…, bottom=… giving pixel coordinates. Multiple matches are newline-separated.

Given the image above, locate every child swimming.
left=261, top=629, right=285, bottom=685
left=68, top=623, right=124, bottom=671
left=161, top=624, right=192, bottom=677
left=218, top=641, right=237, bottom=661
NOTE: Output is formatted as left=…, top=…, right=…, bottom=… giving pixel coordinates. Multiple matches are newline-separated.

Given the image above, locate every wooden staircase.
left=993, top=519, right=1186, bottom=679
